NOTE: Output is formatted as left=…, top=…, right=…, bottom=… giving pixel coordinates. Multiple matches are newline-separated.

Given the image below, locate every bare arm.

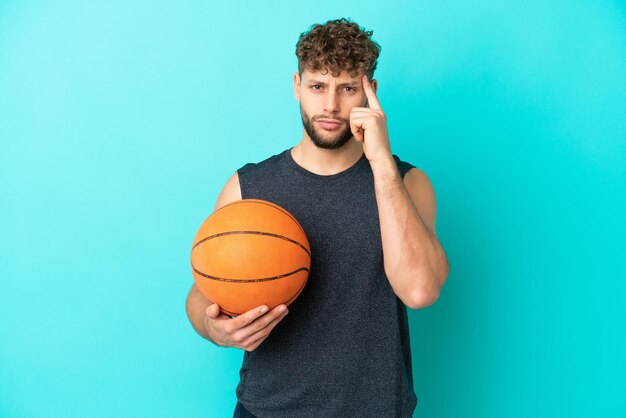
left=372, top=160, right=450, bottom=309
left=349, top=75, right=449, bottom=309
left=185, top=172, right=289, bottom=350
left=186, top=283, right=222, bottom=340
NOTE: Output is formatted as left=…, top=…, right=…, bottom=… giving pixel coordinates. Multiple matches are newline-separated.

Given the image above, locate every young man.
left=186, top=18, right=449, bottom=417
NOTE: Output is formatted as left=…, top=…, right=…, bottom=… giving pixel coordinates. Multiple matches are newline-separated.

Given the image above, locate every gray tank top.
left=235, top=148, right=418, bottom=417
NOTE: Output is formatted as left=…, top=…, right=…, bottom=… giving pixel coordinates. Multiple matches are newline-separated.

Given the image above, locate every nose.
left=323, top=90, right=339, bottom=114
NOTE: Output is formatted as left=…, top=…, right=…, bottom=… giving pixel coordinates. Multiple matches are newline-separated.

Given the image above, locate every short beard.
left=300, top=106, right=353, bottom=150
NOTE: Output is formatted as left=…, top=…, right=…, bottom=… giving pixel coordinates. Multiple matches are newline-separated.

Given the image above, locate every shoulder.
left=229, top=149, right=289, bottom=205
left=390, top=154, right=431, bottom=188
left=391, top=154, right=416, bottom=179
left=237, top=150, right=288, bottom=176
left=404, top=167, right=438, bottom=233
left=392, top=154, right=438, bottom=233
left=214, top=172, right=241, bottom=211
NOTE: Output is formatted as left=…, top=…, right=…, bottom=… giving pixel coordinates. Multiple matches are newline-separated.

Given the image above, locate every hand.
left=203, top=302, right=289, bottom=351
left=349, top=75, right=392, bottom=164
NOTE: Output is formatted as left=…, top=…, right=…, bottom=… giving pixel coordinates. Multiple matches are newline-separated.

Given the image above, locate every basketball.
left=190, top=199, right=311, bottom=317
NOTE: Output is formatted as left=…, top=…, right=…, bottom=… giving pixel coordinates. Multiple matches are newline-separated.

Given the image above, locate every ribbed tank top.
left=235, top=148, right=418, bottom=417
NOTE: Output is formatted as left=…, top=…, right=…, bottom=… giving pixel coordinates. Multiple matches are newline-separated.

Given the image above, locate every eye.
left=311, top=85, right=322, bottom=91
left=342, top=87, right=356, bottom=93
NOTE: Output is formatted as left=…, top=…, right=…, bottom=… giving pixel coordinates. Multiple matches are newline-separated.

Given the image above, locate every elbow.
left=388, top=248, right=450, bottom=309
left=405, top=263, right=449, bottom=310
left=406, top=286, right=440, bottom=309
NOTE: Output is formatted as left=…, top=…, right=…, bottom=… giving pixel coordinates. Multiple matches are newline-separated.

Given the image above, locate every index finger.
left=231, top=304, right=272, bottom=328
left=361, top=75, right=381, bottom=110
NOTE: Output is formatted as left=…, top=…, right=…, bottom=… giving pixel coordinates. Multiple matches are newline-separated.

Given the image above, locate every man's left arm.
left=350, top=74, right=449, bottom=309
left=370, top=158, right=449, bottom=309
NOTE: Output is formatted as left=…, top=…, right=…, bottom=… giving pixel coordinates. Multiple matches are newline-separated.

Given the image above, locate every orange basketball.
left=190, top=199, right=311, bottom=316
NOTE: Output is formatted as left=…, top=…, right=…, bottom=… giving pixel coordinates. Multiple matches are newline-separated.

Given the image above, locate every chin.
left=312, top=131, right=353, bottom=150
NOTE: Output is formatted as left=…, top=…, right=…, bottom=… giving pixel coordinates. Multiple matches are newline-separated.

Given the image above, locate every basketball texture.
left=190, top=199, right=311, bottom=316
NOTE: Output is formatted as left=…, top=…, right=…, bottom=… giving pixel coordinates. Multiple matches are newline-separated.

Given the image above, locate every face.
left=294, top=69, right=377, bottom=149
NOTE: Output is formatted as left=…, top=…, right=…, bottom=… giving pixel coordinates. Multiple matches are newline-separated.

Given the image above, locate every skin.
left=185, top=68, right=450, bottom=351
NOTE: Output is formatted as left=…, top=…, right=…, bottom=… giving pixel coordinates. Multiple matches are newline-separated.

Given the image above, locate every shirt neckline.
left=283, top=147, right=368, bottom=180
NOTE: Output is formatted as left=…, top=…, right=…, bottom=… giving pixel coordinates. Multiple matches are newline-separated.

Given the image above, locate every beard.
left=300, top=106, right=353, bottom=150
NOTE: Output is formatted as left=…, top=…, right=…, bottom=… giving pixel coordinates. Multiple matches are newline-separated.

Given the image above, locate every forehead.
left=301, top=69, right=363, bottom=83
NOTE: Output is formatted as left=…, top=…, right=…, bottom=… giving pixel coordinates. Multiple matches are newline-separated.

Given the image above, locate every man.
left=186, top=18, right=449, bottom=417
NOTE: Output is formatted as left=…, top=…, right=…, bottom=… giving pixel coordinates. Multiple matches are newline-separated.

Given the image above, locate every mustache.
left=312, top=115, right=349, bottom=123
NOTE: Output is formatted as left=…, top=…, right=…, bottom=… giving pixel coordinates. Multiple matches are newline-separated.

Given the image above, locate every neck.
left=291, top=133, right=364, bottom=175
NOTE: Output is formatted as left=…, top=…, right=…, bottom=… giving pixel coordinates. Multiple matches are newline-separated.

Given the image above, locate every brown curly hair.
left=295, top=18, right=381, bottom=79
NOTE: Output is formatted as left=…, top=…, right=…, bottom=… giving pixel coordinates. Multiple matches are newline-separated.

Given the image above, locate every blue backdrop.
left=1, top=1, right=625, bottom=417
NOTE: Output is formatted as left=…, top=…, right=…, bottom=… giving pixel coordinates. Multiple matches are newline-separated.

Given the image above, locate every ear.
left=293, top=72, right=301, bottom=102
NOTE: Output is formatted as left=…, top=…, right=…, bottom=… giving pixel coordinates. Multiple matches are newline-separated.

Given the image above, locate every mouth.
left=317, top=119, right=343, bottom=131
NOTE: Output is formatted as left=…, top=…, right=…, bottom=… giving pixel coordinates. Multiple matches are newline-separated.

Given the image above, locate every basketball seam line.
left=192, top=230, right=311, bottom=257
left=191, top=266, right=310, bottom=283
left=220, top=275, right=308, bottom=316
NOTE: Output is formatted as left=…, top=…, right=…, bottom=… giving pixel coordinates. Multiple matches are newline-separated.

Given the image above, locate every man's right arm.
left=184, top=172, right=289, bottom=351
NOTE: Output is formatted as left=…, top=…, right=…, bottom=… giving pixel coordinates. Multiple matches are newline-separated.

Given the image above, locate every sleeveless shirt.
left=235, top=148, right=418, bottom=417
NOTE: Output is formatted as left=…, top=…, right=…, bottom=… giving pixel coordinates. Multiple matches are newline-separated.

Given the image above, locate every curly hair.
left=295, top=18, right=381, bottom=79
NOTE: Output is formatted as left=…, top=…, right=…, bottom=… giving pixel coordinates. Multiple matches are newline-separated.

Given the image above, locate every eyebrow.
left=307, top=79, right=360, bottom=87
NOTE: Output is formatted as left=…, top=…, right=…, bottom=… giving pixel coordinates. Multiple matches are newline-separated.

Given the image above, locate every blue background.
left=1, top=1, right=625, bottom=417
